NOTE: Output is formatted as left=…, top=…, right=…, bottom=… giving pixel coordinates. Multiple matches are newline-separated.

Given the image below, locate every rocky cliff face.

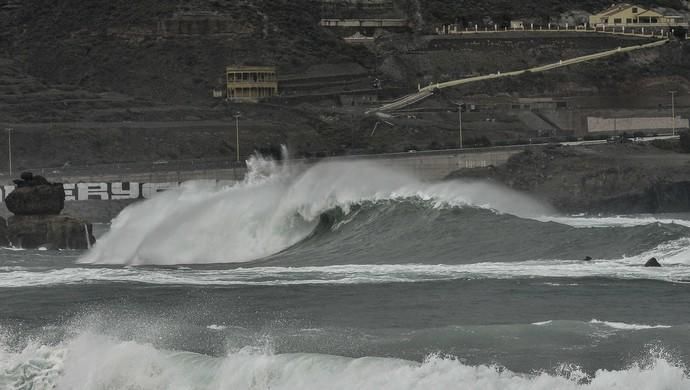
left=6, top=215, right=94, bottom=249
left=1, top=0, right=369, bottom=104
left=448, top=144, right=690, bottom=214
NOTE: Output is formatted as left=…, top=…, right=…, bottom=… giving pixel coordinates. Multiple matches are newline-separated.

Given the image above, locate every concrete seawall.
left=352, top=149, right=520, bottom=180
left=0, top=148, right=521, bottom=221
left=2, top=148, right=520, bottom=185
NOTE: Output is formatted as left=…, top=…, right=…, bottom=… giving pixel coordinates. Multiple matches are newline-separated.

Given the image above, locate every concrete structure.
left=512, top=98, right=568, bottom=110
left=226, top=66, right=278, bottom=102
left=343, top=31, right=375, bottom=44
left=0, top=149, right=523, bottom=190
left=587, top=116, right=689, bottom=133
left=510, top=20, right=525, bottom=29
left=367, top=150, right=519, bottom=179
left=339, top=93, right=379, bottom=106
left=589, top=4, right=688, bottom=27
left=320, top=0, right=394, bottom=11
left=369, top=38, right=669, bottom=114
left=319, top=19, right=409, bottom=28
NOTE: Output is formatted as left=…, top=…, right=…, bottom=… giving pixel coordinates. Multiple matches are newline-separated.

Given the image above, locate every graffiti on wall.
left=0, top=181, right=235, bottom=202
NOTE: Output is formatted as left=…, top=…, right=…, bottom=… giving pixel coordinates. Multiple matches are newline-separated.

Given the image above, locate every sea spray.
left=79, top=154, right=552, bottom=265
left=83, top=224, right=91, bottom=250
left=1, top=332, right=688, bottom=390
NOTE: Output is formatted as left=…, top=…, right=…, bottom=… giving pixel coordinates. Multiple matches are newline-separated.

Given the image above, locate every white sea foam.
left=1, top=247, right=25, bottom=251
left=531, top=320, right=672, bottom=330
left=79, top=154, right=552, bottom=265
left=5, top=253, right=690, bottom=288
left=532, top=320, right=553, bottom=326
left=0, top=332, right=687, bottom=390
left=589, top=319, right=672, bottom=331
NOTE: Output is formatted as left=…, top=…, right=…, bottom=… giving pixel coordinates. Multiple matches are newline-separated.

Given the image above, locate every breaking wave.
left=78, top=154, right=552, bottom=265
left=1, top=331, right=688, bottom=390
left=78, top=153, right=690, bottom=266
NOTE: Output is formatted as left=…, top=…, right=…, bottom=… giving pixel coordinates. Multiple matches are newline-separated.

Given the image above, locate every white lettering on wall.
left=0, top=181, right=238, bottom=203
left=78, top=183, right=110, bottom=200
left=111, top=182, right=140, bottom=200
left=64, top=184, right=76, bottom=201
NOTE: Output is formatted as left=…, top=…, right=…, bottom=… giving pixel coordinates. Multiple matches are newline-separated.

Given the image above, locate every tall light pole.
left=233, top=113, right=241, bottom=162
left=669, top=90, right=677, bottom=136
left=5, top=127, right=12, bottom=176
left=454, top=102, right=464, bottom=149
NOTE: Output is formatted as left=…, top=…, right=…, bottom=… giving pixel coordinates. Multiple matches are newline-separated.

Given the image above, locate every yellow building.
left=589, top=4, right=687, bottom=27
left=226, top=66, right=278, bottom=102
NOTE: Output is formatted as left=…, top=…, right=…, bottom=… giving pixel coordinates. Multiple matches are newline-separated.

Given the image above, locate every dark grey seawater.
left=1, top=161, right=690, bottom=389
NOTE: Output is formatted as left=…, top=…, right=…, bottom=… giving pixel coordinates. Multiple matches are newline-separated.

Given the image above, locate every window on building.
left=626, top=18, right=632, bottom=23
left=651, top=17, right=658, bottom=23
left=632, top=7, right=638, bottom=13
left=614, top=18, right=622, bottom=24
left=604, top=18, right=609, bottom=23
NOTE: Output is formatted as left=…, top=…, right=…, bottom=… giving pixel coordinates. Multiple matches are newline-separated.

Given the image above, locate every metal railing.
left=435, top=24, right=688, bottom=40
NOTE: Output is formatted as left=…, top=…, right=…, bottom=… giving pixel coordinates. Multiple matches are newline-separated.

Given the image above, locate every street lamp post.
left=234, top=113, right=241, bottom=162
left=5, top=127, right=12, bottom=176
left=670, top=91, right=677, bottom=136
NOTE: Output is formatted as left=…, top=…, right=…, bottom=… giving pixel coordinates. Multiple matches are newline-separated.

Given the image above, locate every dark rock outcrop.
left=0, top=217, right=8, bottom=247
left=6, top=215, right=95, bottom=250
left=5, top=172, right=65, bottom=215
left=644, top=257, right=662, bottom=267
left=4, top=173, right=95, bottom=249
left=583, top=256, right=592, bottom=261
left=447, top=145, right=690, bottom=214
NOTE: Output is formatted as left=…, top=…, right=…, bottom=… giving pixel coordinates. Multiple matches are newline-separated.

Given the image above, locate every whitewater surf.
left=2, top=154, right=690, bottom=389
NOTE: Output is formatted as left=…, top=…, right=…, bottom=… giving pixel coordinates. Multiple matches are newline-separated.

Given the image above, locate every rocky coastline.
left=448, top=143, right=690, bottom=214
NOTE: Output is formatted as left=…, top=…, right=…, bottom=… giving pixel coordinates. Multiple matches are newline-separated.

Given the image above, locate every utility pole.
left=454, top=102, right=464, bottom=149
left=5, top=127, right=11, bottom=176
left=670, top=90, right=677, bottom=136
left=234, top=113, right=241, bottom=162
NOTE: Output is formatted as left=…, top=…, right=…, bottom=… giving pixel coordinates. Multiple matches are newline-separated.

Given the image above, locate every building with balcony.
left=589, top=4, right=687, bottom=27
left=226, top=66, right=278, bottom=102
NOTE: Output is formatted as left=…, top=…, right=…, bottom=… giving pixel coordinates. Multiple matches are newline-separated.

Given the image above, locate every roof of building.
left=344, top=32, right=374, bottom=40
left=597, top=3, right=637, bottom=17
left=226, top=66, right=276, bottom=72
left=595, top=3, right=683, bottom=17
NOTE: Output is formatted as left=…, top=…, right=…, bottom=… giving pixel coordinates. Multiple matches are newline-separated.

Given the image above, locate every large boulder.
left=5, top=181, right=65, bottom=215
left=644, top=257, right=662, bottom=267
left=6, top=215, right=95, bottom=249
left=0, top=217, right=8, bottom=247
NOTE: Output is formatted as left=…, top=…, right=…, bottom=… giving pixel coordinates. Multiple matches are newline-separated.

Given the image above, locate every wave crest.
left=1, top=332, right=688, bottom=390
left=79, top=156, right=551, bottom=265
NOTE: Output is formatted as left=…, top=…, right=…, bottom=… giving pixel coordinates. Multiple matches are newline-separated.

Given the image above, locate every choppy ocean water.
left=2, top=157, right=690, bottom=389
